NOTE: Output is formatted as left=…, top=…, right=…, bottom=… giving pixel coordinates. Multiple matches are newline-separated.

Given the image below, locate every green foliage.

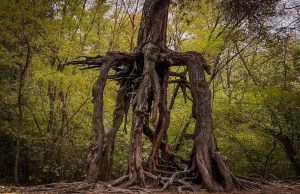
left=221, top=0, right=279, bottom=25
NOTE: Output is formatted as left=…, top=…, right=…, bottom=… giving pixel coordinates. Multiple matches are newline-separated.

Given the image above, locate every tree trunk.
left=185, top=52, right=233, bottom=192
left=98, top=83, right=128, bottom=181
left=14, top=38, right=31, bottom=187
left=14, top=138, right=20, bottom=186
left=274, top=133, right=300, bottom=176
left=174, top=118, right=191, bottom=153
left=86, top=61, right=111, bottom=183
left=137, top=0, right=170, bottom=47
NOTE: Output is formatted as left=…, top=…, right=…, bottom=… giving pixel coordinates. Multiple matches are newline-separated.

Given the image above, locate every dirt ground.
left=1, top=181, right=300, bottom=194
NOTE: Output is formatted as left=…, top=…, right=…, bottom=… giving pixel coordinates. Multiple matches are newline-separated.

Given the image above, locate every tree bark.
left=98, top=83, right=128, bottom=181
left=86, top=61, right=111, bottom=183
left=185, top=51, right=233, bottom=192
left=137, top=0, right=170, bottom=47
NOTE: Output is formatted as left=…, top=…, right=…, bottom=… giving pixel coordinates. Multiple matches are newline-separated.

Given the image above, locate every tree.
left=68, top=0, right=256, bottom=192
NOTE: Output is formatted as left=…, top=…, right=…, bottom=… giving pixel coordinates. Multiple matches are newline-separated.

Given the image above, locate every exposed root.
left=277, top=176, right=300, bottom=186
left=108, top=175, right=138, bottom=188
left=144, top=170, right=166, bottom=186
left=8, top=179, right=300, bottom=194
left=108, top=175, right=129, bottom=187
left=231, top=173, right=262, bottom=190
left=122, top=179, right=136, bottom=188
left=280, top=176, right=300, bottom=181
left=175, top=179, right=195, bottom=192
left=178, top=185, right=196, bottom=194
left=23, top=182, right=95, bottom=193
left=237, top=175, right=271, bottom=185
left=266, top=174, right=277, bottom=180
left=108, top=168, right=196, bottom=193
left=160, top=167, right=195, bottom=192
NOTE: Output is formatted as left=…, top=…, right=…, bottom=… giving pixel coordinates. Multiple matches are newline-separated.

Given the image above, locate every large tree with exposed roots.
left=68, top=0, right=255, bottom=192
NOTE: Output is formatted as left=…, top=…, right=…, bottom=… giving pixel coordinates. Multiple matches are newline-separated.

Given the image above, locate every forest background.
left=0, top=0, right=299, bottom=186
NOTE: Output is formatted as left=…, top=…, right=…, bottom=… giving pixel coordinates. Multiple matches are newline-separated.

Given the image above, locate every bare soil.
left=1, top=181, right=300, bottom=194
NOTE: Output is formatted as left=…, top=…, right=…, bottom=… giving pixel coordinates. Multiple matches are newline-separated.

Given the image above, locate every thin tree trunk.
left=14, top=138, right=20, bottom=186
left=274, top=133, right=300, bottom=176
left=262, top=139, right=276, bottom=178
left=86, top=61, right=112, bottom=183
left=174, top=118, right=191, bottom=153
left=14, top=37, right=31, bottom=187
left=148, top=66, right=169, bottom=173
left=15, top=78, right=23, bottom=186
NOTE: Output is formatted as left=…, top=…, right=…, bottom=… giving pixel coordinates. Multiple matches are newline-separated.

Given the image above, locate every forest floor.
left=1, top=181, right=300, bottom=194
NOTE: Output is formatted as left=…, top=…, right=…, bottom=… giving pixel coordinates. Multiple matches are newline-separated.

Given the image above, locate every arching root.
left=107, top=169, right=195, bottom=192
left=231, top=173, right=262, bottom=190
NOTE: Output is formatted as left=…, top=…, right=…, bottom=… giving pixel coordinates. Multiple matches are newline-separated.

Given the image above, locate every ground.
left=1, top=181, right=300, bottom=194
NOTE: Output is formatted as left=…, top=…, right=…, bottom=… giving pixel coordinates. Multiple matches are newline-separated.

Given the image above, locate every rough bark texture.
left=68, top=0, right=251, bottom=192
left=185, top=52, right=233, bottom=192
left=86, top=61, right=111, bottom=183
left=137, top=0, right=170, bottom=47
left=98, top=84, right=127, bottom=181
